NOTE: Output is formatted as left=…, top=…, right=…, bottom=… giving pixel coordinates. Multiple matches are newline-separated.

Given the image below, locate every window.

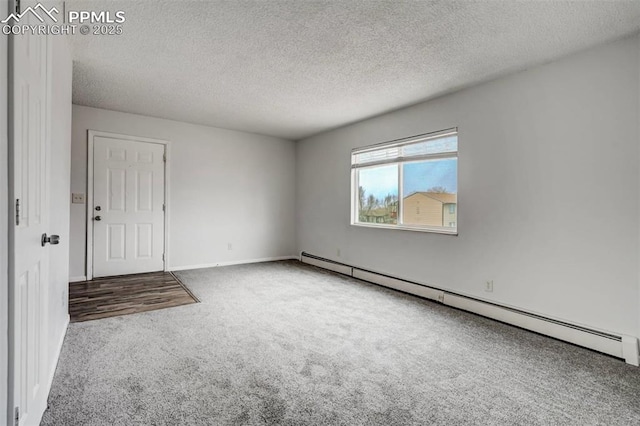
left=351, top=128, right=458, bottom=234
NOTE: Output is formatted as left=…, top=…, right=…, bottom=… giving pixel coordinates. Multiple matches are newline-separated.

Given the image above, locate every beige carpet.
left=42, top=260, right=640, bottom=425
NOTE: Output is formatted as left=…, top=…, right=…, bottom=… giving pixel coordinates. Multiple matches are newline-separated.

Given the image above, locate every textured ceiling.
left=68, top=1, right=640, bottom=140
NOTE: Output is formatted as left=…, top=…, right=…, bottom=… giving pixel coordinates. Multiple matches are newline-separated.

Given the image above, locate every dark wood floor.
left=69, top=271, right=198, bottom=322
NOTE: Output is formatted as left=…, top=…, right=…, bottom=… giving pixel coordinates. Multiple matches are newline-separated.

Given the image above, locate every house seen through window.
left=351, top=128, right=458, bottom=234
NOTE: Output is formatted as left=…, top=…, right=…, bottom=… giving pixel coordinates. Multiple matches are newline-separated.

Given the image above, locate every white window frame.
left=350, top=128, right=458, bottom=235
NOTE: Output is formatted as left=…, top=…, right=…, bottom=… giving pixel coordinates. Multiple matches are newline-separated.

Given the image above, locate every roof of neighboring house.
left=405, top=192, right=457, bottom=204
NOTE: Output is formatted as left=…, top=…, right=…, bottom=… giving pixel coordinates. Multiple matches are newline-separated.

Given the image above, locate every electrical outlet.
left=227, top=243, right=232, bottom=251
left=71, top=193, right=85, bottom=204
left=485, top=280, right=494, bottom=293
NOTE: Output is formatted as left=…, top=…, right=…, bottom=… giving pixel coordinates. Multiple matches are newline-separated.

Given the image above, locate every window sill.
left=351, top=222, right=458, bottom=235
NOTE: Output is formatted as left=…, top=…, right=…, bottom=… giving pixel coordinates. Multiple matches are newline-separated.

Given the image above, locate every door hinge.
left=14, top=407, right=19, bottom=425
left=162, top=203, right=165, bottom=212
left=163, top=153, right=166, bottom=162
left=15, top=0, right=20, bottom=14
left=162, top=253, right=165, bottom=261
left=15, top=199, right=20, bottom=226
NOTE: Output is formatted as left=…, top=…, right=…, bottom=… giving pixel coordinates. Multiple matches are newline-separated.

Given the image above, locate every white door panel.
left=10, top=5, right=50, bottom=425
left=92, top=137, right=165, bottom=277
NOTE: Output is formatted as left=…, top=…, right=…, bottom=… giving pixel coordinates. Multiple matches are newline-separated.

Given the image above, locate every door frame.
left=85, top=130, right=171, bottom=280
left=6, top=4, right=14, bottom=424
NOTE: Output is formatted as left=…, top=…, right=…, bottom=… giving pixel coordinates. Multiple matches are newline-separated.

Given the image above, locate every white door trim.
left=86, top=130, right=171, bottom=280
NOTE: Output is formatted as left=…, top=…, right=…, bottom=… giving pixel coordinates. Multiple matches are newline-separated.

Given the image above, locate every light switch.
left=72, top=193, right=85, bottom=204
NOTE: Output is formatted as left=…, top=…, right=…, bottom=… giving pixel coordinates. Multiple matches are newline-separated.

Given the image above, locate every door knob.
left=94, top=216, right=102, bottom=221
left=41, top=233, right=60, bottom=247
left=95, top=206, right=101, bottom=211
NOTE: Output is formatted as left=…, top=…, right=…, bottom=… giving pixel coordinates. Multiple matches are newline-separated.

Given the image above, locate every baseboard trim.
left=300, top=251, right=639, bottom=366
left=69, top=276, right=87, bottom=283
left=302, top=255, right=352, bottom=276
left=168, top=255, right=298, bottom=272
left=622, top=336, right=640, bottom=366
left=444, top=294, right=624, bottom=359
left=353, top=268, right=444, bottom=303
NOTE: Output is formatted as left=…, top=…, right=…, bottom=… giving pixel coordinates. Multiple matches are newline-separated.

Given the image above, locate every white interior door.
left=10, top=9, right=51, bottom=426
left=92, top=136, right=165, bottom=278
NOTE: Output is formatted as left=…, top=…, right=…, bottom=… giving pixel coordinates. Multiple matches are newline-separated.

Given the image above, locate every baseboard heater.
left=300, top=252, right=639, bottom=366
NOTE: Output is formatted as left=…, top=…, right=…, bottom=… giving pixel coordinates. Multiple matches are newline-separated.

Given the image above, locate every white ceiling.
left=68, top=1, right=640, bottom=140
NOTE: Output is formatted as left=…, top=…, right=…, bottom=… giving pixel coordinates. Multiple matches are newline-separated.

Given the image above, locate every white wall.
left=70, top=106, right=296, bottom=278
left=296, top=35, right=640, bottom=338
left=1, top=0, right=9, bottom=422
left=47, top=35, right=72, bottom=379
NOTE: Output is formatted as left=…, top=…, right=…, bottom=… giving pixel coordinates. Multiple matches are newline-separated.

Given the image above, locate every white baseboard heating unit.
left=300, top=252, right=639, bottom=366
